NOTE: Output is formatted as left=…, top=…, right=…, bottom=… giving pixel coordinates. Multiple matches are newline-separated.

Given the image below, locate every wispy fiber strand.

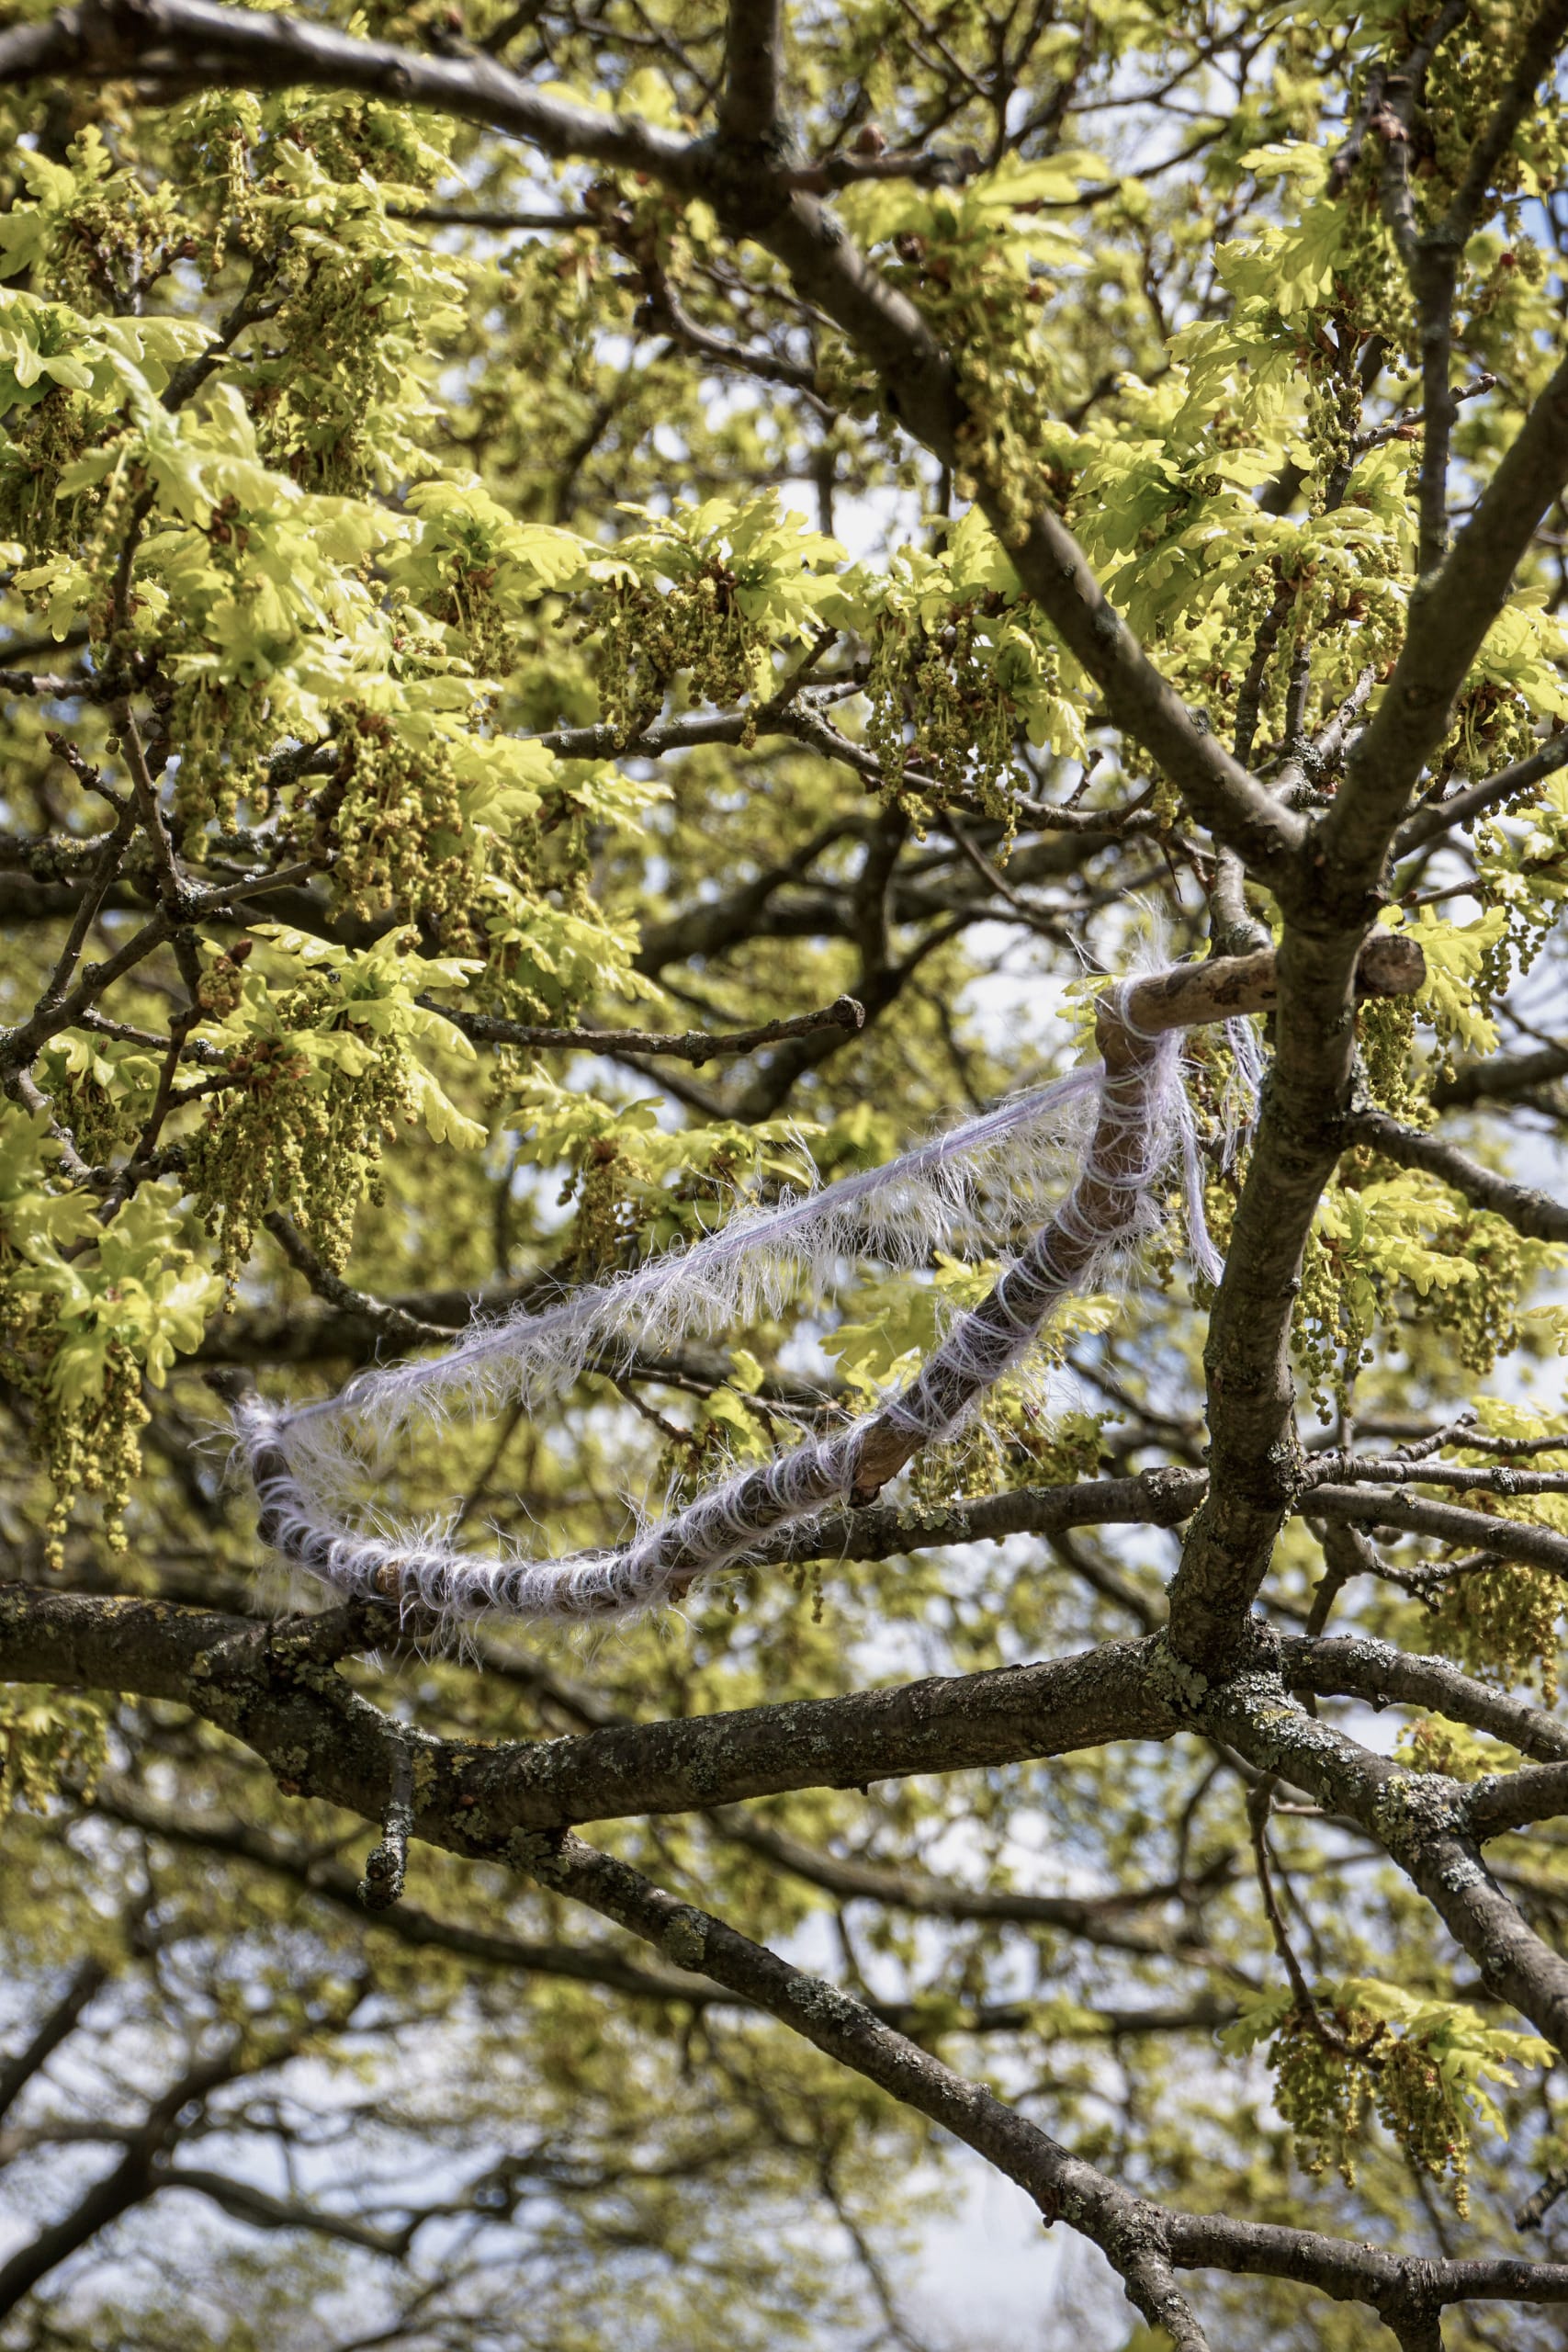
left=234, top=962, right=1260, bottom=1625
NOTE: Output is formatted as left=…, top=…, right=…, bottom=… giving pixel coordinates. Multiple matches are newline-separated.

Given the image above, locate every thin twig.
left=264, top=1213, right=457, bottom=1346
left=432, top=995, right=866, bottom=1064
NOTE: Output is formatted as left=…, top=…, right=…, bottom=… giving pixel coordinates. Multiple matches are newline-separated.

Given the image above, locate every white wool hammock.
left=232, top=936, right=1420, bottom=1626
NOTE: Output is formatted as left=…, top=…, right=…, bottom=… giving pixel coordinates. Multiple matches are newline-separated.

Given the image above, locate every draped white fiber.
left=234, top=973, right=1260, bottom=1625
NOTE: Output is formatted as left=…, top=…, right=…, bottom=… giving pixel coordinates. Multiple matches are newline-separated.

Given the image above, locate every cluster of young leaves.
left=588, top=492, right=845, bottom=739
left=839, top=504, right=1089, bottom=812
left=511, top=1070, right=819, bottom=1276
left=1414, top=1408, right=1568, bottom=1704
left=0, top=1108, right=220, bottom=1563
left=0, top=98, right=662, bottom=1544
left=1223, top=1977, right=1553, bottom=2216
left=833, top=154, right=1095, bottom=539
left=0, top=1682, right=107, bottom=1810
left=184, top=925, right=486, bottom=1283
left=1294, top=1167, right=1566, bottom=1413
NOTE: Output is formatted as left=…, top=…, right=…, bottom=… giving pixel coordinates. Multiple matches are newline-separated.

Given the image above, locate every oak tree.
left=5, top=3, right=1568, bottom=2346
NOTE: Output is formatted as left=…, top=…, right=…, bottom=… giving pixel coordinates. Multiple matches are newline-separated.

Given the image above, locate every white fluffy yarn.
left=235, top=975, right=1258, bottom=1625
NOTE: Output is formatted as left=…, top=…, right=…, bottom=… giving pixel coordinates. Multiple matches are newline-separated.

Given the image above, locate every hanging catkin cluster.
left=232, top=956, right=1268, bottom=1630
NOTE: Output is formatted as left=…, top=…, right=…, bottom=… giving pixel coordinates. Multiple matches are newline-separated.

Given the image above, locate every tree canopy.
left=5, top=1, right=1568, bottom=2344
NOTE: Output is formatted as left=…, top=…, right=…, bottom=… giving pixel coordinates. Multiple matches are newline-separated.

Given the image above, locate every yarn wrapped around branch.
left=234, top=934, right=1424, bottom=1625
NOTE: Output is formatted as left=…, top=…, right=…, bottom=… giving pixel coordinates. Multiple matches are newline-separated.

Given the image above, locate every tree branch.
left=1162, top=2211, right=1568, bottom=2331
left=716, top=0, right=785, bottom=149
left=155, top=2165, right=417, bottom=2256
left=1345, top=1105, right=1568, bottom=1241
left=0, top=1957, right=107, bottom=2129
left=706, top=1803, right=1236, bottom=1955
left=523, top=1829, right=1216, bottom=2348
left=1324, top=341, right=1568, bottom=890
left=88, top=1777, right=737, bottom=2006
left=1392, top=732, right=1568, bottom=859
left=0, top=0, right=700, bottom=184
left=1371, top=0, right=1470, bottom=576
left=0, top=1583, right=1179, bottom=1832
left=1283, top=1632, right=1568, bottom=1762
left=1440, top=0, right=1568, bottom=252
left=1309, top=1484, right=1568, bottom=1578
left=1468, top=1760, right=1568, bottom=1840
left=435, top=993, right=866, bottom=1065
left=1432, top=1036, right=1568, bottom=1109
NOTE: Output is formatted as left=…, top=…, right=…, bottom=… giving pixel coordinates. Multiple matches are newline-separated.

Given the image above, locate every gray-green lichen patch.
left=1144, top=1636, right=1211, bottom=1716
left=1374, top=1769, right=1467, bottom=1853
left=659, top=1905, right=708, bottom=1972
left=504, top=1827, right=563, bottom=1880
left=788, top=1976, right=866, bottom=2032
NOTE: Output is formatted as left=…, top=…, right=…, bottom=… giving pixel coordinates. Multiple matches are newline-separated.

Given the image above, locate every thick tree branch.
left=1162, top=2213, right=1568, bottom=2328
left=1174, top=290, right=1568, bottom=1682
left=0, top=1585, right=1180, bottom=1832
left=716, top=0, right=785, bottom=149
left=0, top=0, right=700, bottom=183
left=1163, top=940, right=1361, bottom=1673
left=739, top=1465, right=1208, bottom=1568
left=1282, top=1632, right=1568, bottom=1762
left=1468, top=1761, right=1568, bottom=1840
left=1324, top=341, right=1568, bottom=892
left=1312, top=1458, right=1568, bottom=1499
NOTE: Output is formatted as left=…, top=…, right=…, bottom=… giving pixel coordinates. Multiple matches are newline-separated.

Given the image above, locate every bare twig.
left=263, top=1214, right=457, bottom=1346
left=433, top=994, right=866, bottom=1064
left=1393, top=731, right=1568, bottom=857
